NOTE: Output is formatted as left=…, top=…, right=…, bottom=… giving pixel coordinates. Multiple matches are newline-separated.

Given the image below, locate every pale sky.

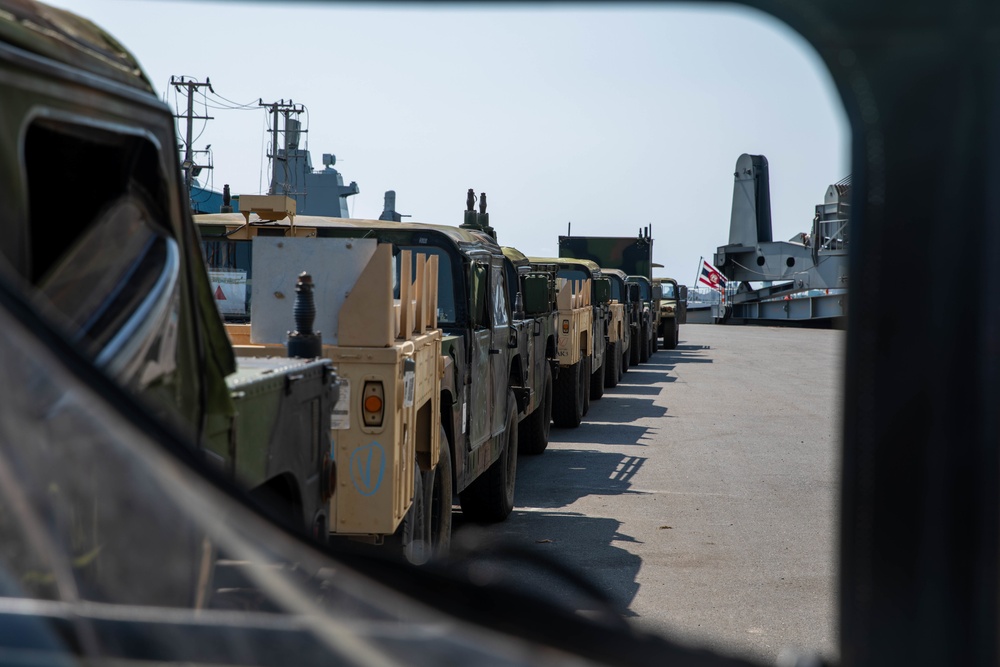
left=54, top=1, right=849, bottom=283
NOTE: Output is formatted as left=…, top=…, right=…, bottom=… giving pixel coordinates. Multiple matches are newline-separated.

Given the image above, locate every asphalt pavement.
left=454, top=323, right=843, bottom=665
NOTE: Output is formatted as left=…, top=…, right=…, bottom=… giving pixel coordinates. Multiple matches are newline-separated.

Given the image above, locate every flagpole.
left=695, top=256, right=703, bottom=290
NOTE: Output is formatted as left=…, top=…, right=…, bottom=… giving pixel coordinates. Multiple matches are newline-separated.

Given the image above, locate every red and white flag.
left=698, top=259, right=727, bottom=292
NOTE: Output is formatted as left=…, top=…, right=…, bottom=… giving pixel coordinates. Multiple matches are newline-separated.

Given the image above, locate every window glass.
left=609, top=277, right=624, bottom=302
left=470, top=263, right=489, bottom=329
left=394, top=246, right=458, bottom=325
left=492, top=264, right=508, bottom=326
left=37, top=196, right=173, bottom=352
left=23, top=120, right=179, bottom=390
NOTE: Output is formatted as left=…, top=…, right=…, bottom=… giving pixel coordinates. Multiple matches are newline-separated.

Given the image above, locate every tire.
left=459, top=389, right=517, bottom=522
left=604, top=340, right=620, bottom=388
left=639, top=324, right=650, bottom=363
left=552, top=361, right=583, bottom=428
left=387, top=462, right=427, bottom=564
left=622, top=339, right=630, bottom=375
left=423, top=428, right=453, bottom=559
left=629, top=327, right=640, bottom=367
left=590, top=351, right=605, bottom=400
left=581, top=354, right=591, bottom=417
left=653, top=325, right=660, bottom=352
left=519, top=363, right=553, bottom=455
left=664, top=320, right=678, bottom=349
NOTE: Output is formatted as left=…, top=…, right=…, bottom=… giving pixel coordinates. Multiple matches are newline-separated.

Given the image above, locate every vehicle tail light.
left=362, top=381, right=385, bottom=427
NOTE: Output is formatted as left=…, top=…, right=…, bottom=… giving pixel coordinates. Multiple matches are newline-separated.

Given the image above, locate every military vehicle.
left=597, top=267, right=632, bottom=388
left=654, top=277, right=687, bottom=349
left=198, top=198, right=448, bottom=563
left=502, top=247, right=560, bottom=454
left=0, top=0, right=338, bottom=549
left=196, top=191, right=527, bottom=550
left=627, top=275, right=658, bottom=362
left=558, top=230, right=658, bottom=363
left=528, top=257, right=611, bottom=427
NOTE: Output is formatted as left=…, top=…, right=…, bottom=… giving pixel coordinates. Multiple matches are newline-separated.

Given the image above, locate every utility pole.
left=258, top=99, right=305, bottom=195
left=171, top=76, right=214, bottom=202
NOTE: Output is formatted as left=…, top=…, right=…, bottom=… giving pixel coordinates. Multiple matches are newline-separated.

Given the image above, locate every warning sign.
left=208, top=270, right=247, bottom=316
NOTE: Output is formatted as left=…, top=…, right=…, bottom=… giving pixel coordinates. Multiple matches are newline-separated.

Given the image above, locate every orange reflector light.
left=362, top=381, right=386, bottom=427
left=562, top=319, right=570, bottom=333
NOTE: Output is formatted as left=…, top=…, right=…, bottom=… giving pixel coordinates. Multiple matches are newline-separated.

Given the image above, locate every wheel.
left=664, top=320, right=678, bottom=349
left=423, top=428, right=453, bottom=558
left=386, top=462, right=427, bottom=564
left=552, top=361, right=583, bottom=428
left=653, top=324, right=660, bottom=352
left=622, top=339, right=630, bottom=375
left=629, top=327, right=640, bottom=366
left=639, top=324, right=650, bottom=363
left=519, top=363, right=553, bottom=455
left=604, top=340, right=620, bottom=388
left=590, top=351, right=605, bottom=400
left=459, top=389, right=517, bottom=522
left=581, top=354, right=591, bottom=417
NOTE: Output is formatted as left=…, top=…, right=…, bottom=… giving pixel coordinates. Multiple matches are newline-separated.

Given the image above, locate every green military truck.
left=654, top=277, right=688, bottom=349
left=502, top=247, right=560, bottom=454
left=0, top=1, right=339, bottom=605
left=627, top=275, right=658, bottom=362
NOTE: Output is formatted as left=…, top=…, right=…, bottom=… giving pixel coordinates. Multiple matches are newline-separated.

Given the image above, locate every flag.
left=698, top=259, right=727, bottom=292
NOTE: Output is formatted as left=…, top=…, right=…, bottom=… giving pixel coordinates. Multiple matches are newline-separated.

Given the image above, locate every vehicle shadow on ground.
left=653, top=344, right=714, bottom=362
left=454, top=448, right=646, bottom=617
left=550, top=423, right=651, bottom=446
left=602, top=384, right=662, bottom=396
left=511, top=448, right=648, bottom=508
left=577, top=395, right=668, bottom=423
left=614, top=369, right=675, bottom=385
left=451, top=511, right=642, bottom=619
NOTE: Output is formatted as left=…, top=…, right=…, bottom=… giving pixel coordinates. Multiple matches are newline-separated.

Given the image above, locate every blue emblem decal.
left=350, top=441, right=386, bottom=497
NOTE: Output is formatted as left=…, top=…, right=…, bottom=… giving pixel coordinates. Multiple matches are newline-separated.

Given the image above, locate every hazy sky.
left=55, top=1, right=849, bottom=283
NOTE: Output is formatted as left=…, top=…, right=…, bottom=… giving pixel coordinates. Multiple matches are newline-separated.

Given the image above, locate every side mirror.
left=652, top=284, right=663, bottom=300
left=628, top=283, right=641, bottom=301
left=594, top=278, right=611, bottom=305
left=678, top=285, right=688, bottom=300
left=522, top=274, right=551, bottom=314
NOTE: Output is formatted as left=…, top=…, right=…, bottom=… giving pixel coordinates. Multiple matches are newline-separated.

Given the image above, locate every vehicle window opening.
left=470, top=262, right=489, bottom=329
left=24, top=120, right=174, bottom=352
left=392, top=245, right=458, bottom=325
left=25, top=120, right=168, bottom=284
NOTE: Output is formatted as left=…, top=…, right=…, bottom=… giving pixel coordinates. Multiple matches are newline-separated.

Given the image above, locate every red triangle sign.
left=214, top=285, right=227, bottom=300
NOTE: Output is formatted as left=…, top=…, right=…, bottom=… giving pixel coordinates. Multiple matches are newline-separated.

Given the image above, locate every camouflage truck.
left=0, top=0, right=337, bottom=604
left=528, top=257, right=612, bottom=427
left=654, top=277, right=688, bottom=349
left=196, top=192, right=526, bottom=550
left=501, top=247, right=559, bottom=455
left=600, top=268, right=634, bottom=387
left=627, top=275, right=658, bottom=362
left=558, top=230, right=658, bottom=363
